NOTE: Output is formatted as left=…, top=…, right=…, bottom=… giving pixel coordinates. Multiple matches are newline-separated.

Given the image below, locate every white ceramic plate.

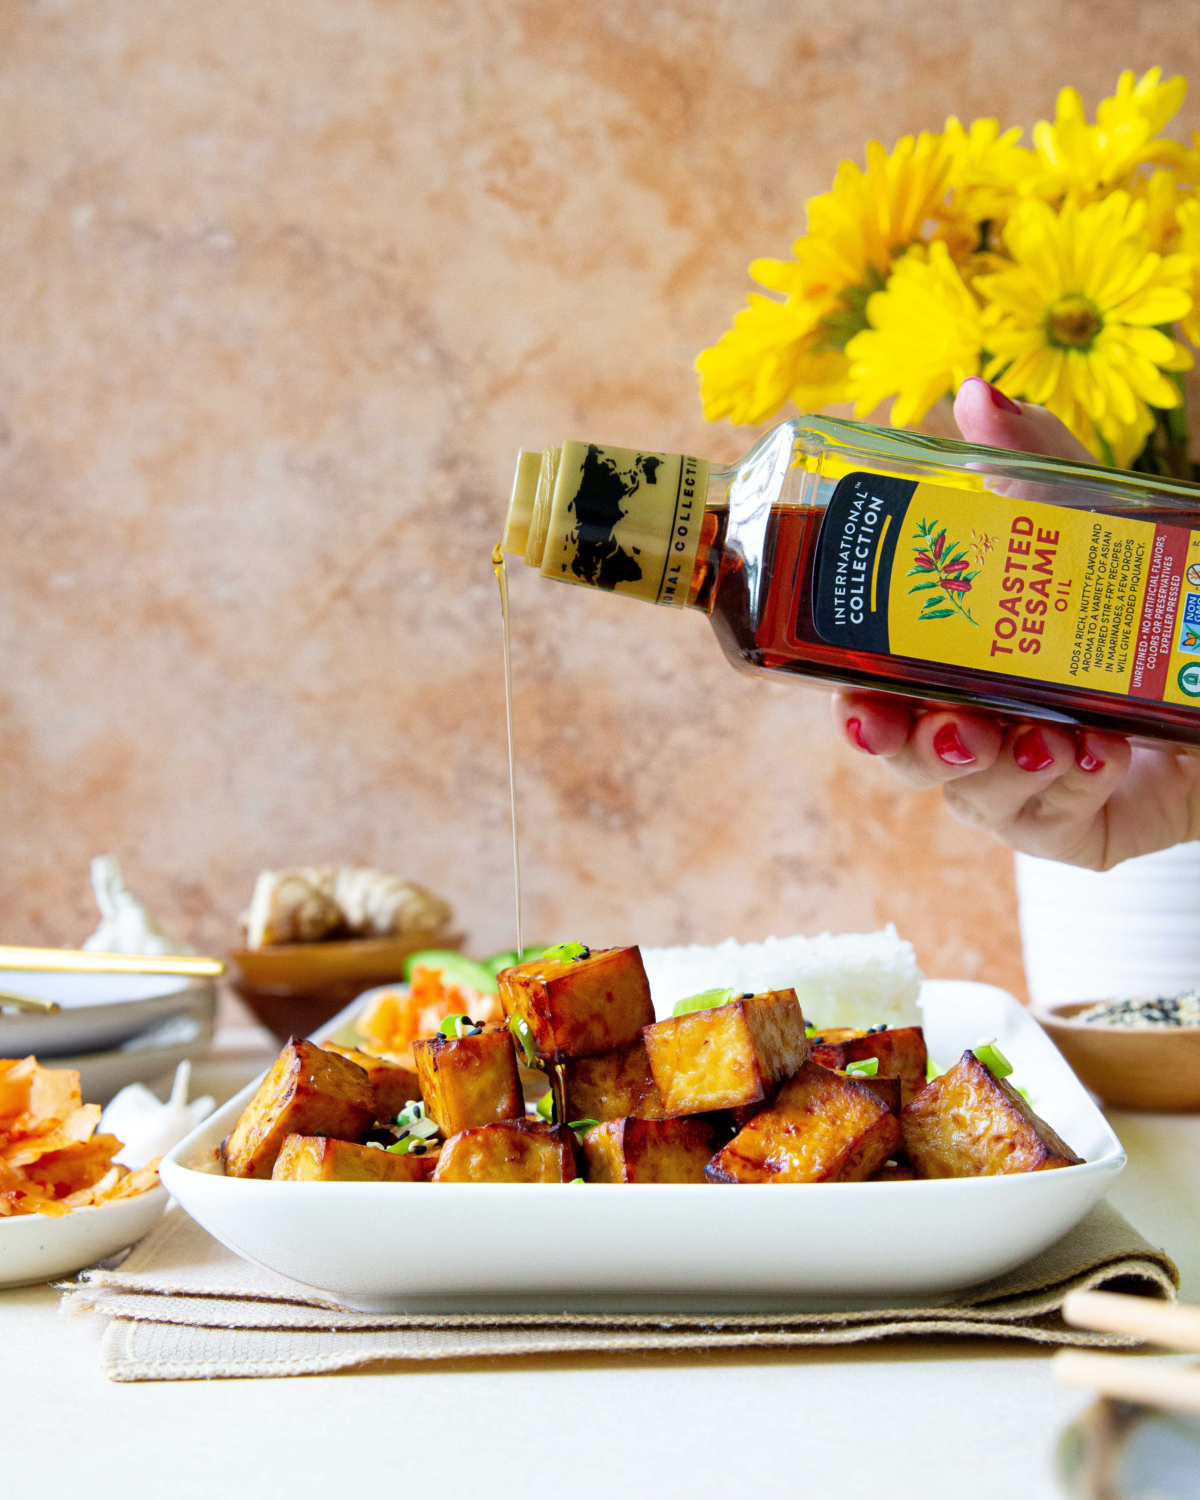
left=160, top=980, right=1126, bottom=1312
left=0, top=1186, right=168, bottom=1289
left=0, top=971, right=216, bottom=1057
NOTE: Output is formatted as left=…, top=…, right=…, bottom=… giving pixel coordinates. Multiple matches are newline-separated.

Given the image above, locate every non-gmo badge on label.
left=1179, top=592, right=1200, bottom=653
left=1177, top=661, right=1200, bottom=697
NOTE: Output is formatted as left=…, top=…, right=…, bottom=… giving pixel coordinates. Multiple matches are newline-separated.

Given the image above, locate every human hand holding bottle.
left=833, top=377, right=1200, bottom=870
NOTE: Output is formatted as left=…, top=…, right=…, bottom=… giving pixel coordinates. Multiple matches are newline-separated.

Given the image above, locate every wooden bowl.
left=1034, top=1000, right=1200, bottom=1112
left=228, top=931, right=462, bottom=1044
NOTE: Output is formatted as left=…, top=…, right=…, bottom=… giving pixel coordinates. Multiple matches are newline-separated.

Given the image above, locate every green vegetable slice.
left=386, top=1136, right=428, bottom=1155
left=438, top=1012, right=479, bottom=1039
left=844, top=1057, right=879, bottom=1078
left=403, top=949, right=499, bottom=995
left=509, top=1015, right=537, bottom=1067
left=536, top=1090, right=555, bottom=1122
left=484, top=946, right=547, bottom=977
left=974, top=1041, right=1014, bottom=1079
left=568, top=1118, right=600, bottom=1131
left=672, top=987, right=736, bottom=1018
left=541, top=941, right=590, bottom=962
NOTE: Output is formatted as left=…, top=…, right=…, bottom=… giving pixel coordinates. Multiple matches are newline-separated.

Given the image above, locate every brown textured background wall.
left=2, top=0, right=1198, bottom=1011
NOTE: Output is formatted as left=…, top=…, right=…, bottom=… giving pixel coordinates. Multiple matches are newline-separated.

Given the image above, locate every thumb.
left=954, top=377, right=1094, bottom=463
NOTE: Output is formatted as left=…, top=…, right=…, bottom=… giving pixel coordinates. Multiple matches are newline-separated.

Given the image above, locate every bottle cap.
left=503, top=451, right=543, bottom=558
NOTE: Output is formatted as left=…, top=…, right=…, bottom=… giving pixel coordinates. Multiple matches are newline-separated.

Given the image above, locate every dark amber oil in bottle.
left=505, top=417, right=1200, bottom=749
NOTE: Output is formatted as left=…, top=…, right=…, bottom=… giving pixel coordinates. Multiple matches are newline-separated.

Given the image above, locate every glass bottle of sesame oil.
left=500, top=416, right=1200, bottom=747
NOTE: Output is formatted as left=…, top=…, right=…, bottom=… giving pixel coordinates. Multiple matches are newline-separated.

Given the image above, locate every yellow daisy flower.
left=1030, top=68, right=1188, bottom=203
left=1175, top=194, right=1200, bottom=345
left=845, top=244, right=984, bottom=425
left=696, top=131, right=957, bottom=424
left=939, top=116, right=1038, bottom=251
left=977, top=192, right=1193, bottom=466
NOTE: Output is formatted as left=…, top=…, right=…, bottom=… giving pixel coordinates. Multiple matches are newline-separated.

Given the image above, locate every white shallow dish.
left=161, top=980, right=1126, bottom=1313
left=0, top=1186, right=168, bottom=1289
left=0, top=971, right=216, bottom=1057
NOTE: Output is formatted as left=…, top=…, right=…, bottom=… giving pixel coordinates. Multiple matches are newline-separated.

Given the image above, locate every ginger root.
left=243, top=866, right=452, bottom=949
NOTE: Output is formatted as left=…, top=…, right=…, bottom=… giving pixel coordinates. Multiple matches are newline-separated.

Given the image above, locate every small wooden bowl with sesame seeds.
left=1033, top=994, right=1200, bottom=1112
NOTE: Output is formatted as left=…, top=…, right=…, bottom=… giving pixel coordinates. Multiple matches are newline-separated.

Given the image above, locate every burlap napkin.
left=58, top=1200, right=1178, bottom=1382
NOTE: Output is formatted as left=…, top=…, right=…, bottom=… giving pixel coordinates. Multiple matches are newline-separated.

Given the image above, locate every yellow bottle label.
left=811, top=472, right=1200, bottom=705
left=539, top=441, right=709, bottom=607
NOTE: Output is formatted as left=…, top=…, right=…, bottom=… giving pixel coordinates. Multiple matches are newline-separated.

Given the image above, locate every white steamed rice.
left=640, top=926, right=922, bottom=1030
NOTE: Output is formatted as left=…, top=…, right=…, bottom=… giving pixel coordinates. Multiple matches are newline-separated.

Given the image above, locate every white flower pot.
left=1015, top=843, right=1200, bottom=1007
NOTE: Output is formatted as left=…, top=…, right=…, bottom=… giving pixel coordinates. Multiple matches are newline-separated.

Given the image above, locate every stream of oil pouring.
left=491, top=543, right=523, bottom=960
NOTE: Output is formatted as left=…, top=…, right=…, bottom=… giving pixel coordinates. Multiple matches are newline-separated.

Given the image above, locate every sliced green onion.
left=386, top=1135, right=427, bottom=1155
left=439, top=1012, right=478, bottom=1039
left=536, top=1090, right=555, bottom=1122
left=568, top=1118, right=600, bottom=1131
left=672, top=987, right=736, bottom=1018
left=567, top=1177, right=584, bottom=1184
left=509, top=1015, right=537, bottom=1066
left=974, top=1041, right=1014, bottom=1079
left=394, top=1100, right=425, bottom=1127
left=844, top=1057, right=879, bottom=1078
left=541, top=941, right=590, bottom=963
left=804, top=1023, right=817, bottom=1039
left=1015, top=1084, right=1031, bottom=1103
left=926, top=1057, right=945, bottom=1081
left=406, top=1116, right=439, bottom=1139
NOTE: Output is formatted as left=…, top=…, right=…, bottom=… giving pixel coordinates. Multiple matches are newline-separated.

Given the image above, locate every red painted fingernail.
left=1076, top=741, right=1105, bottom=773
left=846, top=717, right=875, bottom=754
left=963, top=375, right=1021, bottom=415
left=933, top=723, right=976, bottom=766
left=1014, top=729, right=1054, bottom=772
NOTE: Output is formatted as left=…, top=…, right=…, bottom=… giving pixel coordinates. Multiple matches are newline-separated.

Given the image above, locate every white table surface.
left=5, top=1040, right=1199, bottom=1500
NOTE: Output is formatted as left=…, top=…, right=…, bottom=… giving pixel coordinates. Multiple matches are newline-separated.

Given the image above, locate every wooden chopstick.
left=1053, top=1351, right=1200, bottom=1415
left=1063, top=1290, right=1200, bottom=1353
left=0, top=946, right=225, bottom=978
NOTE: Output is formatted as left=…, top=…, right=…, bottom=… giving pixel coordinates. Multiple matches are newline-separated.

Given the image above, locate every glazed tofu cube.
left=222, top=1040, right=375, bottom=1179
left=643, top=989, right=808, bottom=1115
left=271, top=1134, right=436, bottom=1182
left=563, top=1038, right=665, bottom=1124
left=843, top=1072, right=902, bottom=1116
left=432, top=1119, right=579, bottom=1183
left=901, top=1050, right=1083, bottom=1178
left=412, top=1024, right=523, bottom=1135
left=810, top=1026, right=928, bottom=1106
left=323, top=1046, right=421, bottom=1123
left=706, top=1061, right=902, bottom=1183
left=581, top=1115, right=721, bottom=1184
left=497, top=946, right=654, bottom=1063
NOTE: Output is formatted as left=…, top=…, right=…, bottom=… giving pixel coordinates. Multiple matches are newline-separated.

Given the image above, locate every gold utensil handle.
left=0, top=946, right=225, bottom=978
left=0, top=989, right=62, bottom=1014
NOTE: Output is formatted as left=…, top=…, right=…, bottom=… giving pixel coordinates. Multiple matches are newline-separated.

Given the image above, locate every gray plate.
left=0, top=970, right=217, bottom=1056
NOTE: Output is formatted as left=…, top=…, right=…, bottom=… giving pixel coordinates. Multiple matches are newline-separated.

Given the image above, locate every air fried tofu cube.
left=413, top=1024, right=523, bottom=1135
left=810, top=1026, right=928, bottom=1106
left=432, top=1119, right=580, bottom=1183
left=498, top=946, right=654, bottom=1062
left=271, top=1134, right=436, bottom=1182
left=222, top=1039, right=375, bottom=1179
left=563, top=1038, right=666, bottom=1123
left=706, top=1061, right=902, bottom=1183
left=843, top=1072, right=902, bottom=1116
left=901, top=1050, right=1083, bottom=1178
left=323, top=1046, right=421, bottom=1123
left=643, top=989, right=808, bottom=1115
left=581, top=1115, right=721, bottom=1183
